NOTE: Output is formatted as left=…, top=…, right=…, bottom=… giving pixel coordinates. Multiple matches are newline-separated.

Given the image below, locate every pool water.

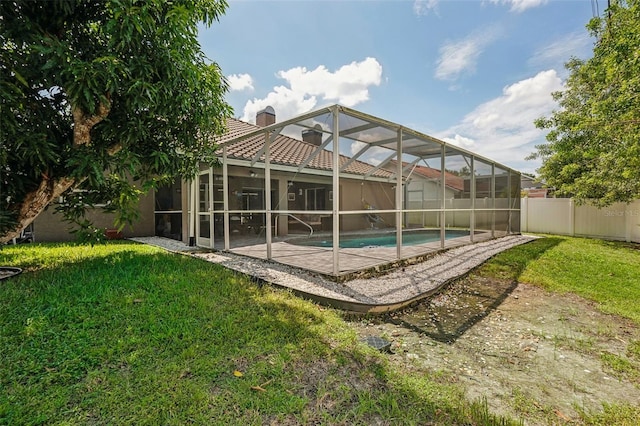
left=293, top=229, right=469, bottom=249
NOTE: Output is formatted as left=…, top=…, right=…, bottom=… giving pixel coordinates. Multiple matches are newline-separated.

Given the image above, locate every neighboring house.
left=521, top=174, right=548, bottom=198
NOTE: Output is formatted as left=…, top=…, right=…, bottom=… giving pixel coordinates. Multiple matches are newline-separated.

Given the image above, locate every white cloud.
left=488, top=0, right=548, bottom=13
left=437, top=70, right=564, bottom=173
left=435, top=27, right=501, bottom=81
left=227, top=73, right=254, bottom=91
left=241, top=57, right=383, bottom=123
left=413, top=0, right=439, bottom=16
left=442, top=134, right=476, bottom=149
left=350, top=141, right=367, bottom=157
left=528, top=31, right=593, bottom=70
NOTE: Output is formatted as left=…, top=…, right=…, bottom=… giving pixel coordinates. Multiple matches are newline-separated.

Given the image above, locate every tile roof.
left=412, top=164, right=465, bottom=192
left=387, top=161, right=465, bottom=192
left=216, top=118, right=393, bottom=178
left=524, top=188, right=548, bottom=198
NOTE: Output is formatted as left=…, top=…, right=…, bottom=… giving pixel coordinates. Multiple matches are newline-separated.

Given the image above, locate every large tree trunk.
left=1, top=100, right=111, bottom=244
left=0, top=176, right=77, bottom=244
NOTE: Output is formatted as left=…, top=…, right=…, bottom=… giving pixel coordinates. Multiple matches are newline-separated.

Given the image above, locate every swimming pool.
left=290, top=229, right=469, bottom=249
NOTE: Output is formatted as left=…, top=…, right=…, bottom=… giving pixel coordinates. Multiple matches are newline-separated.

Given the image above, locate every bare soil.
left=350, top=276, right=640, bottom=425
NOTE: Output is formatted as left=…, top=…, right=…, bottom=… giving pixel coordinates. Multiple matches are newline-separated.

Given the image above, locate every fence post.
left=569, top=198, right=575, bottom=236
left=626, top=202, right=635, bottom=242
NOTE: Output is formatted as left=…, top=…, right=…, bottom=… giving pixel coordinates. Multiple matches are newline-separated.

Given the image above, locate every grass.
left=600, top=352, right=639, bottom=382
left=0, top=242, right=519, bottom=425
left=479, top=235, right=640, bottom=323
left=628, top=340, right=640, bottom=360
left=2, top=235, right=639, bottom=425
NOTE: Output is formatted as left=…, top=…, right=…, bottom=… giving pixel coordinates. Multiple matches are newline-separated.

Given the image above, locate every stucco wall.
left=32, top=188, right=155, bottom=242
left=339, top=179, right=395, bottom=231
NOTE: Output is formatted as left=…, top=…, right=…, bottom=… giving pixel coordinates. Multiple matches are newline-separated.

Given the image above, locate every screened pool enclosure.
left=188, top=104, right=520, bottom=278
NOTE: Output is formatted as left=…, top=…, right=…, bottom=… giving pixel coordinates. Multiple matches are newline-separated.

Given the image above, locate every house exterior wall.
left=200, top=165, right=397, bottom=236
left=32, top=189, right=155, bottom=242
left=340, top=179, right=396, bottom=231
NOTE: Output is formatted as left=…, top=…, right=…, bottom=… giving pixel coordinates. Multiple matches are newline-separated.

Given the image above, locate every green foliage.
left=531, top=0, right=640, bottom=206
left=628, top=340, right=640, bottom=360
left=0, top=0, right=232, bottom=237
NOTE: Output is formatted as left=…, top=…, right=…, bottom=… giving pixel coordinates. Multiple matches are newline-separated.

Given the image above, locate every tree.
left=0, top=0, right=232, bottom=243
left=530, top=0, right=640, bottom=207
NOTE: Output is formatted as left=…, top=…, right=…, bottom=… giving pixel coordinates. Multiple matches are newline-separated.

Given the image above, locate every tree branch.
left=0, top=175, right=76, bottom=244
left=1, top=98, right=113, bottom=243
left=72, top=96, right=111, bottom=146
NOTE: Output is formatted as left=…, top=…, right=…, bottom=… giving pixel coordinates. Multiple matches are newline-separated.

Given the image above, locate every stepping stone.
left=362, top=335, right=392, bottom=352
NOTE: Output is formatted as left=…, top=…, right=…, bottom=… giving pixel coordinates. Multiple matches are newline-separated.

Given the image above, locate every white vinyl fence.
left=521, top=198, right=640, bottom=243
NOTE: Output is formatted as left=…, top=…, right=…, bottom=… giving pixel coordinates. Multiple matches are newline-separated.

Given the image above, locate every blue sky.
left=198, top=0, right=596, bottom=174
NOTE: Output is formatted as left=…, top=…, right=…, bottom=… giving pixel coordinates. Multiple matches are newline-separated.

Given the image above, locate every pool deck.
left=129, top=234, right=537, bottom=313
left=229, top=231, right=493, bottom=278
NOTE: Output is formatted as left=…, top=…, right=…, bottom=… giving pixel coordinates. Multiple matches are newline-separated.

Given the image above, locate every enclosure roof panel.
left=216, top=118, right=393, bottom=178
left=215, top=104, right=519, bottom=177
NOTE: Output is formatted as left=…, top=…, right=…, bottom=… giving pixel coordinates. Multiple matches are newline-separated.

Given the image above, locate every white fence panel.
left=575, top=202, right=626, bottom=239
left=521, top=198, right=573, bottom=235
left=521, top=198, right=640, bottom=243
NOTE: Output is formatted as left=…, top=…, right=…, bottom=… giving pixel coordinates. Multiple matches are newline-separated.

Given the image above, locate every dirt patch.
left=350, top=276, right=640, bottom=425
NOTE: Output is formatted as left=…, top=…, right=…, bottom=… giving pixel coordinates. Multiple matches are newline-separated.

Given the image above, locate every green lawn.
left=0, top=242, right=516, bottom=425
left=1, top=236, right=638, bottom=425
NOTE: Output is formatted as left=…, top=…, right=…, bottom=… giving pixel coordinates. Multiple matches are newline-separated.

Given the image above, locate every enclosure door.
left=196, top=171, right=214, bottom=248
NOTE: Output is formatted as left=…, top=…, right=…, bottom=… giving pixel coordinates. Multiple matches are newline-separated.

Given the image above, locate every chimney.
left=256, top=106, right=275, bottom=127
left=302, top=124, right=323, bottom=146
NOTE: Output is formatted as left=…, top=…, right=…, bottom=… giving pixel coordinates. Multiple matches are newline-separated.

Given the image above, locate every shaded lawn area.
left=481, top=235, right=640, bottom=324
left=0, top=242, right=516, bottom=425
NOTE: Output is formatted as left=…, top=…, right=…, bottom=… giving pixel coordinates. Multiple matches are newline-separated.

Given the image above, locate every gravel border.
left=129, top=235, right=537, bottom=313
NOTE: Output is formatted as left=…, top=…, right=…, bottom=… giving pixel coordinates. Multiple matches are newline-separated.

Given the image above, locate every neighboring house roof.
left=413, top=164, right=465, bottom=192
left=525, top=188, right=548, bottom=198
left=216, top=118, right=393, bottom=178
left=520, top=174, right=544, bottom=189
left=387, top=161, right=465, bottom=192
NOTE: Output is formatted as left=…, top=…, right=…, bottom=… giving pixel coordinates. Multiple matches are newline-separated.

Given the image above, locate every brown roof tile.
left=413, top=164, right=465, bottom=191
left=387, top=161, right=465, bottom=192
